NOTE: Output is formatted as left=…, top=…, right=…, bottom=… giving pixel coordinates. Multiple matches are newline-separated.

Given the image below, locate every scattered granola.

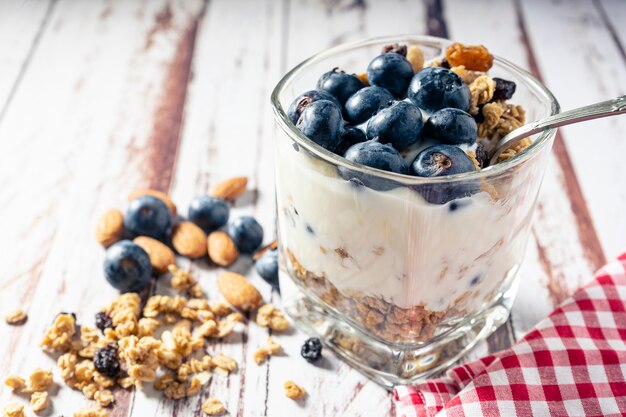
left=2, top=403, right=25, bottom=417
left=30, top=391, right=48, bottom=413
left=212, top=354, right=238, bottom=373
left=73, top=407, right=108, bottom=417
left=253, top=337, right=282, bottom=365
left=26, top=368, right=53, bottom=392
left=94, top=389, right=114, bottom=407
left=283, top=380, right=306, bottom=400
left=4, top=376, right=25, bottom=392
left=202, top=398, right=226, bottom=416
left=256, top=304, right=289, bottom=332
left=4, top=310, right=27, bottom=326
left=168, top=264, right=197, bottom=292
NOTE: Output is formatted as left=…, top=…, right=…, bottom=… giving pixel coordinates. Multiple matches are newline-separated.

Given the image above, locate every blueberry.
left=296, top=100, right=343, bottom=152
left=344, top=86, right=394, bottom=125
left=408, top=67, right=470, bottom=112
left=492, top=78, right=516, bottom=101
left=104, top=240, right=152, bottom=292
left=410, top=145, right=477, bottom=204
left=228, top=216, right=264, bottom=254
left=94, top=344, right=120, bottom=377
left=255, top=249, right=278, bottom=288
left=367, top=53, right=414, bottom=97
left=339, top=141, right=409, bottom=191
left=188, top=196, right=230, bottom=232
left=366, top=101, right=423, bottom=150
left=124, top=195, right=172, bottom=240
left=334, top=124, right=367, bottom=156
left=317, top=68, right=365, bottom=105
left=301, top=337, right=323, bottom=363
left=287, top=90, right=340, bottom=125
left=423, top=108, right=477, bottom=146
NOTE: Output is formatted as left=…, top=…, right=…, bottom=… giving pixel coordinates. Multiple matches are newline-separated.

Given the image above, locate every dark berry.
left=188, top=196, right=230, bottom=232
left=366, top=54, right=414, bottom=97
left=94, top=344, right=120, bottom=377
left=440, top=58, right=451, bottom=69
left=287, top=90, right=340, bottom=125
left=410, top=145, right=478, bottom=204
left=255, top=249, right=278, bottom=288
left=124, top=195, right=172, bottom=241
left=103, top=240, right=152, bottom=292
left=492, top=77, right=516, bottom=101
left=381, top=43, right=407, bottom=56
left=366, top=101, right=423, bottom=150
left=339, top=141, right=409, bottom=191
left=228, top=216, right=264, bottom=254
left=475, top=143, right=489, bottom=168
left=335, top=124, right=367, bottom=156
left=344, top=86, right=394, bottom=125
left=301, top=337, right=322, bottom=363
left=296, top=100, right=343, bottom=152
left=317, top=69, right=365, bottom=105
left=408, top=67, right=470, bottom=113
left=95, top=312, right=114, bottom=332
left=423, top=108, right=477, bottom=146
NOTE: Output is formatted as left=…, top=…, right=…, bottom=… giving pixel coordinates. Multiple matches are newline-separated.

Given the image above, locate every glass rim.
left=270, top=34, right=560, bottom=184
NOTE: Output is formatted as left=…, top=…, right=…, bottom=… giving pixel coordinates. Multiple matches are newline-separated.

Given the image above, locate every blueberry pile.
left=288, top=43, right=517, bottom=203
left=98, top=183, right=278, bottom=293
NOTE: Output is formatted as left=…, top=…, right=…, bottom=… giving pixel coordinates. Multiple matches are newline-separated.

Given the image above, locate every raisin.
left=94, top=344, right=120, bottom=377
left=381, top=43, right=407, bottom=57
left=440, top=57, right=451, bottom=69
left=475, top=143, right=489, bottom=168
left=301, top=338, right=322, bottom=363
left=95, top=312, right=114, bottom=333
left=445, top=42, right=493, bottom=72
left=492, top=78, right=516, bottom=101
left=473, top=104, right=486, bottom=123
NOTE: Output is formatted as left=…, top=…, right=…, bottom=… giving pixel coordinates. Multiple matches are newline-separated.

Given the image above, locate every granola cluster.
left=4, top=368, right=54, bottom=413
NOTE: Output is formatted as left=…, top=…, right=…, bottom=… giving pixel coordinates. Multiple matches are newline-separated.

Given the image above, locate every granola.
left=2, top=403, right=25, bottom=417
left=30, top=391, right=48, bottom=413
left=4, top=310, right=27, bottom=325
left=202, top=398, right=225, bottom=416
left=256, top=304, right=289, bottom=332
left=283, top=380, right=306, bottom=400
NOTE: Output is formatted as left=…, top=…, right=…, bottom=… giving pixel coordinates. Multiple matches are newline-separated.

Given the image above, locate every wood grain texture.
left=0, top=0, right=624, bottom=416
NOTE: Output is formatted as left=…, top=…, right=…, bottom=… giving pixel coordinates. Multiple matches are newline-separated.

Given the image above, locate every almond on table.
left=217, top=272, right=263, bottom=311
left=171, top=221, right=207, bottom=259
left=210, top=176, right=248, bottom=200
left=133, top=236, right=176, bottom=274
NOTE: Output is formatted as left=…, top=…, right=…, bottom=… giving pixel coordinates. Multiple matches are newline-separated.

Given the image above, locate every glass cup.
left=270, top=35, right=559, bottom=388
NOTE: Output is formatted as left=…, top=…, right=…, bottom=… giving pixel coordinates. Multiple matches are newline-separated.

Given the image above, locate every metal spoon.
left=489, top=95, right=626, bottom=165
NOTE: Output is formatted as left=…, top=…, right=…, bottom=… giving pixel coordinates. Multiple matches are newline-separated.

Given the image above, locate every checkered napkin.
left=393, top=253, right=626, bottom=417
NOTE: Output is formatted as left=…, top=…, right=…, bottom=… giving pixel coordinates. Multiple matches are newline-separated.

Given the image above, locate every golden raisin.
left=445, top=42, right=493, bottom=72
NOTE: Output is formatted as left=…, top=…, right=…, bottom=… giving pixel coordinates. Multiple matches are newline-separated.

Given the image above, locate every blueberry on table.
left=95, top=312, right=113, bottom=332
left=124, top=195, right=172, bottom=241
left=340, top=141, right=409, bottom=191
left=255, top=249, right=279, bottom=288
left=344, top=86, right=394, bottom=125
left=423, top=108, right=477, bottom=146
left=492, top=77, right=517, bottom=101
left=188, top=196, right=230, bottom=232
left=228, top=216, right=264, bottom=254
left=93, top=344, right=120, bottom=377
left=408, top=67, right=470, bottom=113
left=410, top=144, right=477, bottom=204
left=296, top=99, right=343, bottom=152
left=366, top=101, right=423, bottom=151
left=301, top=337, right=323, bottom=363
left=367, top=53, right=414, bottom=97
left=334, top=124, right=367, bottom=156
left=317, top=68, right=365, bottom=105
left=287, top=90, right=341, bottom=125
left=103, top=240, right=152, bottom=292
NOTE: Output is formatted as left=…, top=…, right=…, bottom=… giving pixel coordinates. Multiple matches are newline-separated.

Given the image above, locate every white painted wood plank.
left=0, top=0, right=52, bottom=113
left=598, top=0, right=626, bottom=48
left=521, top=0, right=626, bottom=260
left=0, top=0, right=204, bottom=415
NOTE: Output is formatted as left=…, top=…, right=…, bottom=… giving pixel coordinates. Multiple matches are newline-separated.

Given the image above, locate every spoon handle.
left=489, top=95, right=626, bottom=164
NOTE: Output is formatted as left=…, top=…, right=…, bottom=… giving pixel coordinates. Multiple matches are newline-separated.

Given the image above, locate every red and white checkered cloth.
left=394, top=253, right=626, bottom=417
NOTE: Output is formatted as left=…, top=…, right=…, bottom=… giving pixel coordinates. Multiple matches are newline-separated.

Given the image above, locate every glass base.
left=280, top=271, right=518, bottom=389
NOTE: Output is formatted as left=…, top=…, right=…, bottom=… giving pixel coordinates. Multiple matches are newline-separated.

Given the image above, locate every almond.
left=217, top=272, right=263, bottom=311
left=171, top=221, right=207, bottom=259
left=127, top=189, right=177, bottom=216
left=211, top=177, right=248, bottom=201
left=208, top=231, right=239, bottom=266
left=133, top=236, right=176, bottom=274
left=95, top=209, right=125, bottom=247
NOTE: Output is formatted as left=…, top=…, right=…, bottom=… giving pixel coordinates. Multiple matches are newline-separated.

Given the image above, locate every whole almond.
left=127, top=189, right=177, bottom=216
left=208, top=231, right=239, bottom=266
left=95, top=209, right=125, bottom=247
left=217, top=272, right=263, bottom=311
left=211, top=177, right=248, bottom=201
left=133, top=236, right=176, bottom=274
left=172, top=221, right=207, bottom=259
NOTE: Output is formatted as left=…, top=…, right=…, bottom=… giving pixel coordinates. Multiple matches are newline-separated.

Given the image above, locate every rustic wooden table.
left=1, top=0, right=625, bottom=416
